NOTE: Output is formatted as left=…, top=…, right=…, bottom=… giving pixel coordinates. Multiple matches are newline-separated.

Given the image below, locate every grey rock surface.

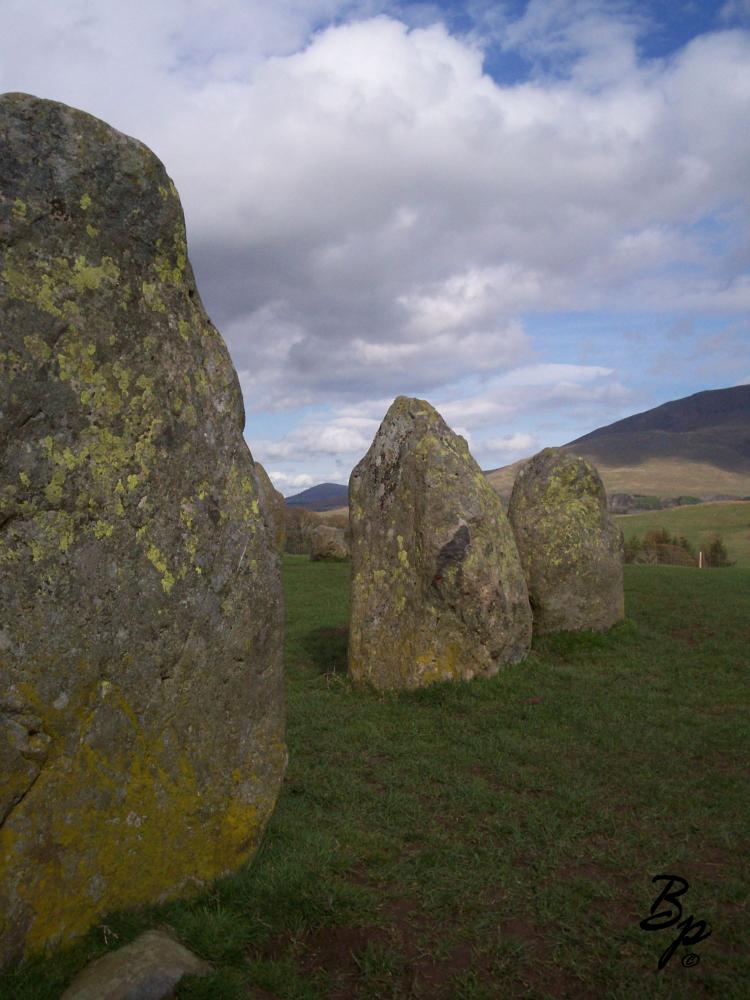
left=254, top=462, right=286, bottom=553
left=310, top=523, right=349, bottom=561
left=349, top=396, right=531, bottom=690
left=508, top=447, right=624, bottom=633
left=60, top=929, right=210, bottom=1000
left=0, top=93, right=286, bottom=965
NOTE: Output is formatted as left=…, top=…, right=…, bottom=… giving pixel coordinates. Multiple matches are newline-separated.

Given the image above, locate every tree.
left=703, top=534, right=733, bottom=568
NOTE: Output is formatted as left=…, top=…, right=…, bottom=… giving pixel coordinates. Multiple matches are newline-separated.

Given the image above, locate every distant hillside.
left=285, top=482, right=348, bottom=512
left=487, top=385, right=750, bottom=499
left=613, top=500, right=750, bottom=569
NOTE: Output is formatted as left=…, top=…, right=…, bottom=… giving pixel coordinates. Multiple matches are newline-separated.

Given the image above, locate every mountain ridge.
left=486, top=384, right=750, bottom=498
left=285, top=385, right=750, bottom=509
left=285, top=482, right=348, bottom=511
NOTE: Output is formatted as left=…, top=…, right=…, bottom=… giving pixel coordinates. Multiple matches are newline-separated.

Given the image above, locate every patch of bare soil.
left=256, top=870, right=617, bottom=1000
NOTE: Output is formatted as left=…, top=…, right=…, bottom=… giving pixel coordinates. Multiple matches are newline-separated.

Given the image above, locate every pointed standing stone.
left=507, top=447, right=624, bottom=633
left=0, top=94, right=285, bottom=965
left=348, top=397, right=531, bottom=690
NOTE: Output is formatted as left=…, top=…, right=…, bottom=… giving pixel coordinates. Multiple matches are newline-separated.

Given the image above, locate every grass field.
left=3, top=557, right=748, bottom=999
left=615, top=501, right=750, bottom=568
left=485, top=457, right=750, bottom=501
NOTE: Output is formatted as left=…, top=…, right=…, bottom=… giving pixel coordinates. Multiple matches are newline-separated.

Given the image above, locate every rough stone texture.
left=310, top=523, right=348, bottom=561
left=349, top=396, right=532, bottom=690
left=507, top=447, right=624, bottom=633
left=254, top=462, right=286, bottom=553
left=61, top=929, right=210, bottom=1000
left=0, top=94, right=286, bottom=965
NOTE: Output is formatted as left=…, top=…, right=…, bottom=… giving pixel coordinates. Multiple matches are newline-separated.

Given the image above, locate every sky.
left=2, top=1, right=749, bottom=494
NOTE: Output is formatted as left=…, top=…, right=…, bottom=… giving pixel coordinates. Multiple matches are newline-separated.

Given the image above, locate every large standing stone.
left=0, top=94, right=286, bottom=965
left=349, top=396, right=531, bottom=690
left=507, top=447, right=624, bottom=633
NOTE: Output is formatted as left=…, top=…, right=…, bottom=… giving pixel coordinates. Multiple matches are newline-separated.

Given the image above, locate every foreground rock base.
left=508, top=448, right=624, bottom=633
left=349, top=397, right=531, bottom=690
left=0, top=94, right=285, bottom=965
left=61, top=929, right=210, bottom=1000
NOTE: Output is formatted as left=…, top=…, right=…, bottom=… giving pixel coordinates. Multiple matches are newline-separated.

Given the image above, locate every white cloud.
left=161, top=13, right=749, bottom=414
left=253, top=413, right=380, bottom=463
left=1, top=2, right=748, bottom=479
left=482, top=431, right=539, bottom=453
left=438, top=372, right=630, bottom=430
left=495, top=363, right=613, bottom=386
left=266, top=470, right=315, bottom=494
left=251, top=363, right=630, bottom=481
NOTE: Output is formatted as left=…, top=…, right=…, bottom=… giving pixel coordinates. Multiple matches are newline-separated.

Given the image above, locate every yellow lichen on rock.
left=348, top=396, right=531, bottom=691
left=0, top=93, right=285, bottom=967
left=508, top=448, right=624, bottom=633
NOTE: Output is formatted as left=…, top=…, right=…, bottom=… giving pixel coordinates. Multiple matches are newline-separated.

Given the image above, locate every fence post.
left=699, top=551, right=703, bottom=569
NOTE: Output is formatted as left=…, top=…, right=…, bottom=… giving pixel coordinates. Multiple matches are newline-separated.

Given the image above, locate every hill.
left=285, top=482, right=348, bottom=512
left=487, top=385, right=750, bottom=499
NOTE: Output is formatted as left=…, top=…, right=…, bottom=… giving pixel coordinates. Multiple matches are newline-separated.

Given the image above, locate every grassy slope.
left=486, top=457, right=750, bottom=499
left=615, top=501, right=750, bottom=568
left=3, top=559, right=749, bottom=1000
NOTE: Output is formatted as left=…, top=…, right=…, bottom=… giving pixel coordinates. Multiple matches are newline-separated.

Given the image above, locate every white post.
left=699, top=551, right=703, bottom=569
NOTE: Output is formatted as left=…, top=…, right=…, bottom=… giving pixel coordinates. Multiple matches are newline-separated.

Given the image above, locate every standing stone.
left=507, top=447, right=624, bottom=633
left=310, top=523, right=348, bottom=561
left=349, top=397, right=531, bottom=690
left=0, top=94, right=285, bottom=966
left=254, top=462, right=286, bottom=553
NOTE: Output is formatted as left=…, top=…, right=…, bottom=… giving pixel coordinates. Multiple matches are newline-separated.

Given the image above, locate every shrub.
left=703, top=534, right=734, bottom=568
left=653, top=543, right=696, bottom=567
left=626, top=528, right=698, bottom=566
left=633, top=495, right=663, bottom=510
left=623, top=534, right=643, bottom=563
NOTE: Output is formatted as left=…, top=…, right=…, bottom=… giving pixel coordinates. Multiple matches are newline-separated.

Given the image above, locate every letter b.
left=640, top=874, right=689, bottom=931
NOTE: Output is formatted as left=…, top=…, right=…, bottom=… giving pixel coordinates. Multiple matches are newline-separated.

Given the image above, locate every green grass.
left=3, top=557, right=748, bottom=999
left=615, top=501, right=750, bottom=568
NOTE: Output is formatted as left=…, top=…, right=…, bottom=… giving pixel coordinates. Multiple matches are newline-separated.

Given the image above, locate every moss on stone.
left=508, top=448, right=624, bottom=633
left=348, top=396, right=531, bottom=691
left=0, top=93, right=285, bottom=967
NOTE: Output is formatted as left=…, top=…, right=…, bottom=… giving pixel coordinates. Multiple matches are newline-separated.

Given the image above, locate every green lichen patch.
left=0, top=92, right=285, bottom=968
left=508, top=448, right=624, bottom=633
left=348, top=396, right=531, bottom=691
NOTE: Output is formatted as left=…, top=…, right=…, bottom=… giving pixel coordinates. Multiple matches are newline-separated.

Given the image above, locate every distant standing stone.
left=508, top=448, right=624, bottom=633
left=0, top=94, right=285, bottom=965
left=310, top=523, right=349, bottom=561
left=60, top=928, right=210, bottom=1000
left=349, top=396, right=531, bottom=690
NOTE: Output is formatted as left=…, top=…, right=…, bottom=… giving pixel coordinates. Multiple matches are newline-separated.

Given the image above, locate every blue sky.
left=2, top=1, right=749, bottom=493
